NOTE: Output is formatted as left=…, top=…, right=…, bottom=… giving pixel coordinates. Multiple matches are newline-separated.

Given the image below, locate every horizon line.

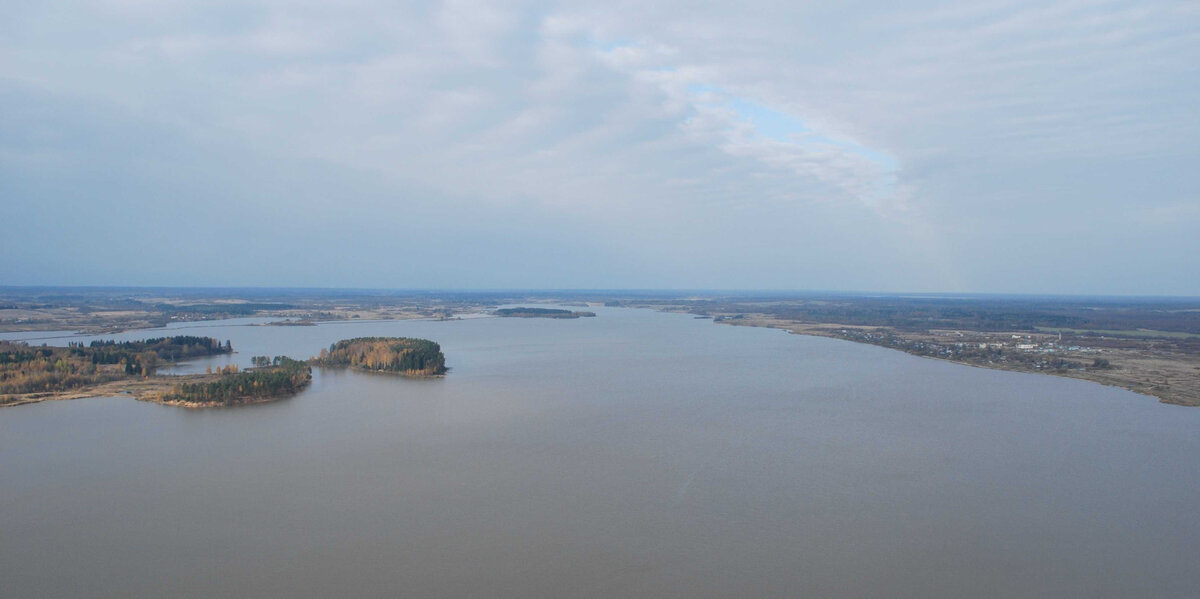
left=1, top=285, right=1198, bottom=301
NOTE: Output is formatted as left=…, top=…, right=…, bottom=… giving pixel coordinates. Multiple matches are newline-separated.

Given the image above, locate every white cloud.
left=1, top=0, right=1197, bottom=292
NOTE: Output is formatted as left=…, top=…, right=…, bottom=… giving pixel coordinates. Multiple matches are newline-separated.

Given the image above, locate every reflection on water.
left=2, top=307, right=1198, bottom=598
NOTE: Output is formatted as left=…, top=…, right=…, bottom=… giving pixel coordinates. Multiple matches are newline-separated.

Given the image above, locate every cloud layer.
left=2, top=0, right=1197, bottom=292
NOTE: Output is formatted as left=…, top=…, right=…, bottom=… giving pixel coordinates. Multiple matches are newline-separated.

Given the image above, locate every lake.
left=2, top=306, right=1198, bottom=598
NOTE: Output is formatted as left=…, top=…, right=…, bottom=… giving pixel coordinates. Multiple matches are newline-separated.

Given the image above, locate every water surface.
left=2, top=307, right=1198, bottom=598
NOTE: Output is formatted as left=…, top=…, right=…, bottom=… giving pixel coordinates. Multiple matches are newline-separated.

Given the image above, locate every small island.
left=160, top=356, right=311, bottom=407
left=495, top=307, right=596, bottom=319
left=310, top=337, right=447, bottom=375
left=264, top=319, right=317, bottom=326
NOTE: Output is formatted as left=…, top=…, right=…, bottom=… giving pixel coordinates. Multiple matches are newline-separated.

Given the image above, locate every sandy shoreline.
left=1, top=374, right=308, bottom=409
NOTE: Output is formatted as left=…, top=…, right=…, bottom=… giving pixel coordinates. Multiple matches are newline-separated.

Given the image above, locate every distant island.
left=495, top=307, right=596, bottom=319
left=310, top=337, right=447, bottom=375
left=264, top=319, right=316, bottom=326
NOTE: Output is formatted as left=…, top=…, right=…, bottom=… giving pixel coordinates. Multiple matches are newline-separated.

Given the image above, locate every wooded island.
left=311, top=337, right=447, bottom=375
left=495, top=307, right=596, bottom=319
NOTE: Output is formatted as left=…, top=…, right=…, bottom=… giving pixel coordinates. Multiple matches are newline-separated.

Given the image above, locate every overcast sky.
left=2, top=1, right=1197, bottom=294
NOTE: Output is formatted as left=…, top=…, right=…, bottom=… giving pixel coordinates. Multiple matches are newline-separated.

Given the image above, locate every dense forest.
left=495, top=307, right=596, bottom=318
left=87, top=336, right=232, bottom=361
left=311, top=337, right=447, bottom=375
left=0, top=336, right=231, bottom=399
left=164, top=357, right=311, bottom=406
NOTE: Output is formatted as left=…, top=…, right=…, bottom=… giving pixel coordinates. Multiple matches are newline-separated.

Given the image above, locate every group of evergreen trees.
left=311, top=337, right=446, bottom=375
left=86, top=336, right=231, bottom=361
left=249, top=355, right=294, bottom=368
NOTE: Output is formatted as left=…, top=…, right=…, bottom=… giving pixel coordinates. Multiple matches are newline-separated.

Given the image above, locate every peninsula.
left=0, top=335, right=245, bottom=407
left=2, top=334, right=451, bottom=408
left=625, top=294, right=1200, bottom=407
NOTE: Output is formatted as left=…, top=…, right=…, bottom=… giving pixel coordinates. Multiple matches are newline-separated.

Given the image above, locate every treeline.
left=311, top=337, right=446, bottom=375
left=250, top=355, right=294, bottom=367
left=165, top=357, right=311, bottom=406
left=85, top=336, right=232, bottom=362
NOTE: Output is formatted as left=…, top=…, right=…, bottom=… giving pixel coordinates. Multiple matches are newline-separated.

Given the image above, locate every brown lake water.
left=2, top=307, right=1198, bottom=598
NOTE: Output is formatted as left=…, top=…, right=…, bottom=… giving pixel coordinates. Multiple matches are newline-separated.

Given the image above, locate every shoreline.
left=704, top=315, right=1198, bottom=407
left=315, top=364, right=448, bottom=378
left=7, top=304, right=1193, bottom=408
